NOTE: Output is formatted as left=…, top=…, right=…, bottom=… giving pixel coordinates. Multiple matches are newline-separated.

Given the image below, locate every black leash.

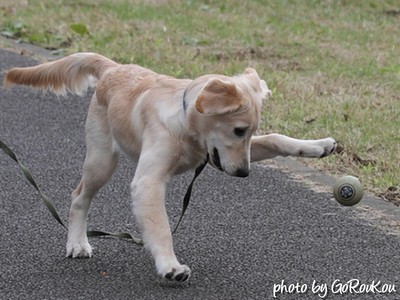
left=172, top=154, right=209, bottom=235
left=0, top=140, right=68, bottom=230
left=0, top=140, right=208, bottom=245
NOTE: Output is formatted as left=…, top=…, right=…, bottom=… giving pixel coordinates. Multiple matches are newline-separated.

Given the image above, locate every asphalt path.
left=1, top=48, right=399, bottom=300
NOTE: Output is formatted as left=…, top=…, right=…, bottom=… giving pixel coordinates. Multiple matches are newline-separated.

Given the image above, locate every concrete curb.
left=267, top=157, right=400, bottom=234
left=0, top=36, right=63, bottom=61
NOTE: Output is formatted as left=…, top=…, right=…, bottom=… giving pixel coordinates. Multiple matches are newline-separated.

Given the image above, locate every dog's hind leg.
left=250, top=134, right=336, bottom=162
left=66, top=101, right=119, bottom=258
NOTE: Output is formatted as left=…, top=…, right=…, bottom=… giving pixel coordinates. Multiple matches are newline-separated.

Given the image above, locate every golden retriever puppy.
left=4, top=53, right=336, bottom=282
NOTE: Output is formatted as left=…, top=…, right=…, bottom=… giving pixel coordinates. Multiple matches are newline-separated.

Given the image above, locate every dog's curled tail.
left=3, top=52, right=119, bottom=95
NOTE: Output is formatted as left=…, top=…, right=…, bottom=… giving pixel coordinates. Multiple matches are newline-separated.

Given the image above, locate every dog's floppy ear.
left=195, top=78, right=243, bottom=115
left=244, top=68, right=272, bottom=101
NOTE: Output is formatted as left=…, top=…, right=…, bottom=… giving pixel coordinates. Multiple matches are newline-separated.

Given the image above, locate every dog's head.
left=187, top=68, right=271, bottom=177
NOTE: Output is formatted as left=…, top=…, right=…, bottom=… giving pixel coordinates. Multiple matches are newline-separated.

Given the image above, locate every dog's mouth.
left=211, top=148, right=223, bottom=171
left=209, top=148, right=250, bottom=177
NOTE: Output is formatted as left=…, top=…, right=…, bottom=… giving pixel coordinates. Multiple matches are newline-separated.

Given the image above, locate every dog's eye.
left=233, top=127, right=248, bottom=137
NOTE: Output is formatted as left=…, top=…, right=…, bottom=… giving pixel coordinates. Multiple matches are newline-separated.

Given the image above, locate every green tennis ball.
left=333, top=175, right=364, bottom=206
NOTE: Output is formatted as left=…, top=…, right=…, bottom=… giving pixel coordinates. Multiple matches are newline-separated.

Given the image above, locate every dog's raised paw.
left=319, top=137, right=337, bottom=158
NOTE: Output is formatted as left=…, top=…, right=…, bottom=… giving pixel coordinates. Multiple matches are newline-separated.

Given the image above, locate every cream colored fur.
left=4, top=53, right=336, bottom=282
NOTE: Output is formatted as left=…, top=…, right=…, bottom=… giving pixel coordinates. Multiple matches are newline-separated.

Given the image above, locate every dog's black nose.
left=234, top=168, right=249, bottom=178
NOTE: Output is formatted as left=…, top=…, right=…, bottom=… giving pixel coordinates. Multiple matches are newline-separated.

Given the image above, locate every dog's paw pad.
left=67, top=251, right=92, bottom=259
left=174, top=272, right=190, bottom=282
left=163, top=266, right=190, bottom=282
left=165, top=271, right=174, bottom=280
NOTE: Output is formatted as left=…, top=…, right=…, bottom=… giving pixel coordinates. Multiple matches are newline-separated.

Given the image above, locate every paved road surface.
left=1, top=48, right=399, bottom=300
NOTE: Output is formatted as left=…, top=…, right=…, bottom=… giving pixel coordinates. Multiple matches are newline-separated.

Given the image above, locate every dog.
left=4, top=53, right=336, bottom=282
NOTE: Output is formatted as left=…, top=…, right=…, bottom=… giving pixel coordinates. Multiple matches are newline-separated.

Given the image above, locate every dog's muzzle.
left=211, top=148, right=249, bottom=177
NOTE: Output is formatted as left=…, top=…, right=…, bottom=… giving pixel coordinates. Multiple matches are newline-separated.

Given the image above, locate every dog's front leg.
left=131, top=164, right=190, bottom=282
left=250, top=133, right=336, bottom=162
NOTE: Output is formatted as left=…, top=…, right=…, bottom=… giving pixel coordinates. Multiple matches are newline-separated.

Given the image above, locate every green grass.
left=1, top=0, right=399, bottom=204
